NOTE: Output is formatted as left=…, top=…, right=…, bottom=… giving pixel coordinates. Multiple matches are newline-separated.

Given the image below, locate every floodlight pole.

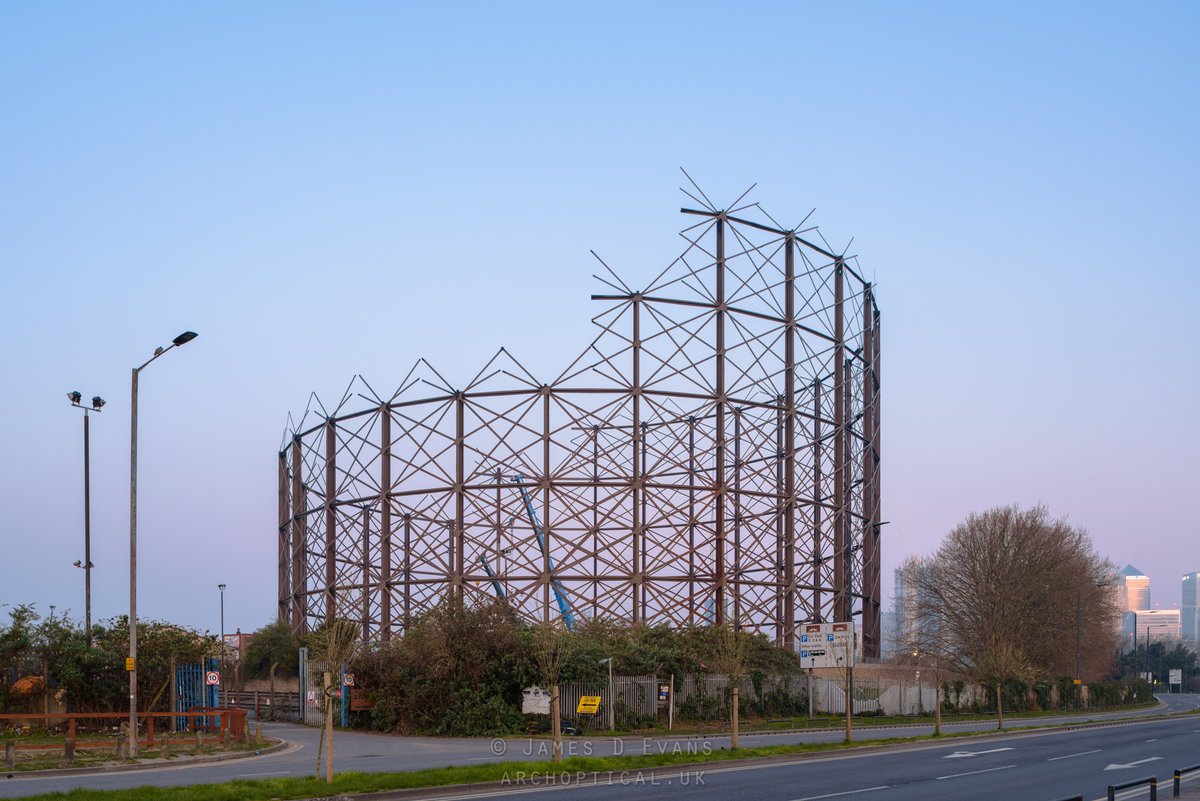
left=68, top=395, right=102, bottom=644
left=128, top=331, right=197, bottom=756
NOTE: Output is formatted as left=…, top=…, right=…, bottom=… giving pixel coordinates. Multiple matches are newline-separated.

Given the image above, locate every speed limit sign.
left=205, top=671, right=220, bottom=686
left=343, top=673, right=355, bottom=687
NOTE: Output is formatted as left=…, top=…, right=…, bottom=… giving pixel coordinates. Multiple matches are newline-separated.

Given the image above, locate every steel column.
left=833, top=259, right=848, bottom=623
left=324, top=419, right=337, bottom=623
left=380, top=406, right=392, bottom=640
left=290, top=436, right=307, bottom=634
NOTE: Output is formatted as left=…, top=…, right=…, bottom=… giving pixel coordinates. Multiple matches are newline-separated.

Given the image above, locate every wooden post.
left=194, top=729, right=203, bottom=753
left=169, top=657, right=177, bottom=734
left=64, top=739, right=75, bottom=765
left=68, top=717, right=76, bottom=741
left=147, top=716, right=155, bottom=746
left=551, top=684, right=562, bottom=763
left=731, top=683, right=740, bottom=749
left=161, top=733, right=171, bottom=757
left=5, top=740, right=14, bottom=768
left=116, top=733, right=127, bottom=761
left=668, top=674, right=674, bottom=730
left=324, top=671, right=334, bottom=783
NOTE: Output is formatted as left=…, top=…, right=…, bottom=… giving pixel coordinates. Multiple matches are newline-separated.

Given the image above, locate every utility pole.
left=68, top=391, right=104, bottom=644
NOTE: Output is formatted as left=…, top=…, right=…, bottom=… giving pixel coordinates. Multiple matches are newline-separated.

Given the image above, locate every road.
left=2, top=694, right=1197, bottom=799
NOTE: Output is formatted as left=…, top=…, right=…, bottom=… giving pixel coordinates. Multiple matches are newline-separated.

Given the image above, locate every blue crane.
left=479, top=554, right=507, bottom=600
left=512, top=473, right=576, bottom=631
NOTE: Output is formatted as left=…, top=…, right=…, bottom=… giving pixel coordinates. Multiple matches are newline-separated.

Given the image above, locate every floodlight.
left=67, top=391, right=82, bottom=405
left=91, top=396, right=106, bottom=410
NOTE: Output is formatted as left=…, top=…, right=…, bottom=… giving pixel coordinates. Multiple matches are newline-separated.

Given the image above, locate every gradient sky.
left=2, top=2, right=1197, bottom=638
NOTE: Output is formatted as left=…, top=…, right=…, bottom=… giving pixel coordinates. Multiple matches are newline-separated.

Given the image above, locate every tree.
left=921, top=505, right=1119, bottom=729
left=709, top=625, right=751, bottom=749
left=530, top=623, right=572, bottom=762
left=306, top=618, right=359, bottom=783
left=243, top=621, right=300, bottom=679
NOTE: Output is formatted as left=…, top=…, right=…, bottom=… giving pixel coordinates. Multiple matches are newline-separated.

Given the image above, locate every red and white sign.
left=307, top=691, right=316, bottom=703
left=205, top=671, right=221, bottom=686
left=343, top=673, right=355, bottom=687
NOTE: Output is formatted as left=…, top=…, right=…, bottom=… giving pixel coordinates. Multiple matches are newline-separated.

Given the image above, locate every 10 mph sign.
left=205, top=671, right=220, bottom=686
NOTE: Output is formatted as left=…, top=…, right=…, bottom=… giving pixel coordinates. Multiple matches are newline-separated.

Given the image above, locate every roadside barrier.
left=1108, top=776, right=1158, bottom=801
left=1173, top=762, right=1200, bottom=797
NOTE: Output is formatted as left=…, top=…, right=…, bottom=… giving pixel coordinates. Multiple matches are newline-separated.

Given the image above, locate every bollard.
left=64, top=739, right=75, bottom=765
left=4, top=740, right=14, bottom=769
left=115, top=734, right=127, bottom=761
left=194, top=730, right=203, bottom=754
left=161, top=734, right=170, bottom=757
left=1153, top=776, right=1159, bottom=800
left=255, top=722, right=262, bottom=745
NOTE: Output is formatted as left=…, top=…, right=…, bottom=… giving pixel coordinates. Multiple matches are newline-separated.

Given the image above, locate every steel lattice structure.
left=277, top=185, right=882, bottom=656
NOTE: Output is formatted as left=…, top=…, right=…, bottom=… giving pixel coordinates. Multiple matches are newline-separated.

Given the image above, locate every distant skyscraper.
left=1129, top=608, right=1181, bottom=643
left=888, top=559, right=935, bottom=659
left=1121, top=564, right=1150, bottom=612
left=1183, top=572, right=1199, bottom=645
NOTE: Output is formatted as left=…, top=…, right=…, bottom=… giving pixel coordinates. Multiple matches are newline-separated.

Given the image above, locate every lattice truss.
left=278, top=183, right=882, bottom=656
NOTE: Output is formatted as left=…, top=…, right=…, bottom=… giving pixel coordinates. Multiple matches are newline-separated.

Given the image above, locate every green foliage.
left=434, top=686, right=526, bottom=736
left=0, top=606, right=216, bottom=714
left=242, top=621, right=300, bottom=679
left=348, top=602, right=806, bottom=736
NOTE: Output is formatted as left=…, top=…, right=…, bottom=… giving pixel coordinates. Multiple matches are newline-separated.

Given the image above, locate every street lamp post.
left=68, top=391, right=105, bottom=643
left=218, top=583, right=226, bottom=706
left=598, top=657, right=614, bottom=731
left=1075, top=588, right=1081, bottom=710
left=128, top=330, right=197, bottom=756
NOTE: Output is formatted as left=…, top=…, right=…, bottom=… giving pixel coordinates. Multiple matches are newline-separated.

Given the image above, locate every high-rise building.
left=887, top=559, right=936, bottom=659
left=1127, top=608, right=1181, bottom=644
left=1182, top=572, right=1199, bottom=645
left=1121, top=564, right=1150, bottom=612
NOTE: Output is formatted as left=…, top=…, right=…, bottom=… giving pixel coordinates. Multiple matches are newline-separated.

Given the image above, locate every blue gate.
left=175, top=658, right=220, bottom=731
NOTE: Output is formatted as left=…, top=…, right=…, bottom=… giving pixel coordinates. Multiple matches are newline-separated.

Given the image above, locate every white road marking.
left=1145, top=738, right=1158, bottom=742
left=936, top=764, right=1016, bottom=780
left=1048, top=749, right=1102, bottom=761
left=240, top=771, right=288, bottom=776
left=942, top=747, right=1015, bottom=759
left=791, top=787, right=889, bottom=801
left=1104, top=756, right=1162, bottom=771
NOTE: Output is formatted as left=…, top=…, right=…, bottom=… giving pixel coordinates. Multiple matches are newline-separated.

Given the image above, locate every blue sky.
left=2, top=2, right=1197, bottom=635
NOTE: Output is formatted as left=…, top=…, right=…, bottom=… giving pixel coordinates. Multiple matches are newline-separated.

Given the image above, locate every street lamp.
left=218, top=583, right=226, bottom=705
left=68, top=390, right=104, bottom=643
left=598, top=657, right=614, bottom=731
left=128, top=330, right=197, bottom=756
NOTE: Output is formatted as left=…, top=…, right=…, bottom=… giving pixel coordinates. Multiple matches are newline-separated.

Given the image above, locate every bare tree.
left=307, top=618, right=359, bottom=782
left=530, top=623, right=571, bottom=763
left=921, top=506, right=1119, bottom=730
left=710, top=624, right=751, bottom=749
left=827, top=633, right=856, bottom=743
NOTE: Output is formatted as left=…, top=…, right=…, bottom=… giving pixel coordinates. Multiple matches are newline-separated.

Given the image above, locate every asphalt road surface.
left=3, top=694, right=1198, bottom=799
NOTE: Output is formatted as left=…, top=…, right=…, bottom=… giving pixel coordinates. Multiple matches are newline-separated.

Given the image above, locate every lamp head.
left=218, top=583, right=226, bottom=591
left=67, top=391, right=82, bottom=405
left=91, top=396, right=105, bottom=410
left=173, top=331, right=198, bottom=346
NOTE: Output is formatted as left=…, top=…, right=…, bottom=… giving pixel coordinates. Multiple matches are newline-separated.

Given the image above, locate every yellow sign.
left=577, top=695, right=602, bottom=714
left=1073, top=679, right=1082, bottom=685
left=125, top=657, right=136, bottom=671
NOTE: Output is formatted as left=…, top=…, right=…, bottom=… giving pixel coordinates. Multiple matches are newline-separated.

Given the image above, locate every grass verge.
left=5, top=703, right=1178, bottom=801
